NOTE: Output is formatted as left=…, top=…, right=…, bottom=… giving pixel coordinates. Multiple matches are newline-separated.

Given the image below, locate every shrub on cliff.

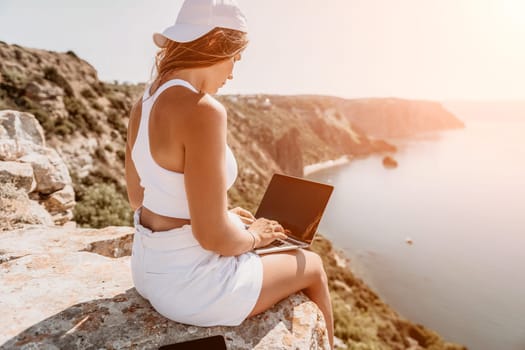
left=43, top=66, right=73, bottom=96
left=63, top=96, right=103, bottom=135
left=73, top=183, right=133, bottom=228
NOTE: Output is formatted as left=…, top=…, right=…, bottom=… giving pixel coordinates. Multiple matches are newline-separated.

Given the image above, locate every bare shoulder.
left=186, top=95, right=228, bottom=144
left=189, top=94, right=227, bottom=128
left=156, top=90, right=227, bottom=139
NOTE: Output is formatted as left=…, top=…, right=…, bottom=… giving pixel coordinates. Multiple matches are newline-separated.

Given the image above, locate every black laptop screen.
left=254, top=174, right=334, bottom=244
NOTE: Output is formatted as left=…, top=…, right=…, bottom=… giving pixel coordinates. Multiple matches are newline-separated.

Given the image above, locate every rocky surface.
left=0, top=110, right=75, bottom=227
left=0, top=225, right=329, bottom=349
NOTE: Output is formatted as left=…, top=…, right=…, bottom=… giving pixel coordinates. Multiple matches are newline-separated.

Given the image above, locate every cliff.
left=0, top=42, right=467, bottom=349
left=0, top=41, right=465, bottom=217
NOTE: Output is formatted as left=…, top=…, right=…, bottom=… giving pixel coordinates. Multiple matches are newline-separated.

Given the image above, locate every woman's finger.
left=240, top=216, right=255, bottom=225
left=240, top=208, right=255, bottom=220
left=274, top=225, right=284, bottom=232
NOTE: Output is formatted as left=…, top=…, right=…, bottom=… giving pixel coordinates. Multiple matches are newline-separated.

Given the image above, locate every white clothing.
left=131, top=78, right=238, bottom=219
left=130, top=79, right=262, bottom=326
left=131, top=207, right=263, bottom=326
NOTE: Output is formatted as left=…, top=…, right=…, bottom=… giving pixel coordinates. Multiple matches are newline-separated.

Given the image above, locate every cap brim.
left=153, top=23, right=215, bottom=47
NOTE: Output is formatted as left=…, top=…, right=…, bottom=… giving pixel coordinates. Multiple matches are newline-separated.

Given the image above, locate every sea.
left=307, top=102, right=525, bottom=350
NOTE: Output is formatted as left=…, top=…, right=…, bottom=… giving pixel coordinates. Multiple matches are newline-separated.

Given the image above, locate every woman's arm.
left=183, top=97, right=256, bottom=256
left=125, top=100, right=144, bottom=210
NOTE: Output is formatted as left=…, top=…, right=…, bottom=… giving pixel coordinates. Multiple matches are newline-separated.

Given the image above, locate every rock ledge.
left=0, top=225, right=330, bottom=349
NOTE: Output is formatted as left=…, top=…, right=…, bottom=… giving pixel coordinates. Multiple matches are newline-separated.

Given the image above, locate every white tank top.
left=131, top=79, right=238, bottom=219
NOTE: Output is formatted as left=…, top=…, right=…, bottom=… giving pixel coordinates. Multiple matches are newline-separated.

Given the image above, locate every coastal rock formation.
left=382, top=155, right=398, bottom=168
left=340, top=98, right=465, bottom=138
left=0, top=225, right=330, bottom=349
left=274, top=128, right=303, bottom=176
left=0, top=110, right=75, bottom=227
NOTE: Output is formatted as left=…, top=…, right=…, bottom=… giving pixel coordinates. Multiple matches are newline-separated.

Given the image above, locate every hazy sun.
left=501, top=0, right=525, bottom=33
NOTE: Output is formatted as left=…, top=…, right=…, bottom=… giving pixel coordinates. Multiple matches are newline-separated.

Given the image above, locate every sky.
left=1, top=0, right=524, bottom=101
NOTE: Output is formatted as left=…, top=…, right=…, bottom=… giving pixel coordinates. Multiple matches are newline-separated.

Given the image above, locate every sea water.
left=308, top=118, right=525, bottom=350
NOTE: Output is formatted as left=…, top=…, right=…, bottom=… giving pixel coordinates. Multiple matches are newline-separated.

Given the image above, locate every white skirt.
left=131, top=207, right=263, bottom=327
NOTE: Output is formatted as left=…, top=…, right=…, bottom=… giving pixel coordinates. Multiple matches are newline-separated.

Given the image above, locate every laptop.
left=248, top=173, right=334, bottom=255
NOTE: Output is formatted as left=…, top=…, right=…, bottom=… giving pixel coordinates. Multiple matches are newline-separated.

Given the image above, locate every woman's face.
left=209, top=52, right=242, bottom=93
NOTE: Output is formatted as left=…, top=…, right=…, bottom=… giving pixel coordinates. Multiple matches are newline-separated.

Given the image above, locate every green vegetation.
left=107, top=93, right=127, bottom=110
left=90, top=100, right=103, bottom=111
left=116, top=149, right=125, bottom=162
left=73, top=182, right=133, bottom=228
left=106, top=111, right=127, bottom=139
left=94, top=146, right=107, bottom=163
left=71, top=166, right=130, bottom=229
left=43, top=66, right=73, bottom=96
left=80, top=87, right=96, bottom=99
left=91, top=81, right=107, bottom=96
left=105, top=80, right=144, bottom=99
left=66, top=50, right=78, bottom=59
left=1, top=66, right=27, bottom=87
left=53, top=117, right=76, bottom=137
left=63, top=95, right=103, bottom=135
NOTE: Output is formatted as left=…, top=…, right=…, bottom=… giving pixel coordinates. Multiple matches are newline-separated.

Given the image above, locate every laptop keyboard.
left=268, top=239, right=288, bottom=247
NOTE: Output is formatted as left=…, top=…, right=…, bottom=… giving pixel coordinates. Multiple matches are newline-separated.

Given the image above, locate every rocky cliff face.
left=0, top=42, right=467, bottom=349
left=341, top=97, right=465, bottom=138
left=0, top=42, right=464, bottom=218
left=282, top=95, right=465, bottom=139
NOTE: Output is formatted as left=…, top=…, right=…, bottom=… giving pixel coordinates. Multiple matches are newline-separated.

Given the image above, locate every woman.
left=125, top=0, right=333, bottom=347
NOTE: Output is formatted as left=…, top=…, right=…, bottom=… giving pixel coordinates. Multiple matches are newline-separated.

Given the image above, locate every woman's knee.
left=304, top=250, right=328, bottom=284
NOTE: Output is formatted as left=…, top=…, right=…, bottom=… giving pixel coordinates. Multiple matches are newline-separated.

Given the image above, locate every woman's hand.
left=229, top=206, right=256, bottom=225
left=248, top=218, right=287, bottom=248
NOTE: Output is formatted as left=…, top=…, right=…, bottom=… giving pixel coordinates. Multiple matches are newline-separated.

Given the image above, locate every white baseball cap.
left=153, top=0, right=248, bottom=47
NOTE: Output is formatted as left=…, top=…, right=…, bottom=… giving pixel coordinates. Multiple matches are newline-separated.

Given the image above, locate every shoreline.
left=303, top=155, right=351, bottom=176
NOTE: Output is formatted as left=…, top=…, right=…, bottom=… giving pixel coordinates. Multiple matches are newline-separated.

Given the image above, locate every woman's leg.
left=248, top=249, right=334, bottom=349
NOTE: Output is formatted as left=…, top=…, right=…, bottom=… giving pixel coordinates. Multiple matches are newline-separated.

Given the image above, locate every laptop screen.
left=254, top=174, right=334, bottom=244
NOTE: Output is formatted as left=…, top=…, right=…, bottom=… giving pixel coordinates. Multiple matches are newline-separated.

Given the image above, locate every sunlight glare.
left=501, top=0, right=525, bottom=34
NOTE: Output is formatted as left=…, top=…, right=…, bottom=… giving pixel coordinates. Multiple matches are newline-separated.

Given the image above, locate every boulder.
left=19, top=148, right=71, bottom=195
left=26, top=200, right=55, bottom=226
left=0, top=110, right=47, bottom=162
left=0, top=161, right=35, bottom=193
left=0, top=226, right=330, bottom=349
left=0, top=110, right=45, bottom=147
left=0, top=110, right=75, bottom=226
left=41, top=184, right=75, bottom=225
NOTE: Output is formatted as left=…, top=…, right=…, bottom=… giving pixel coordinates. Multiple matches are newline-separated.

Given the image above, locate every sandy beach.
left=303, top=155, right=351, bottom=176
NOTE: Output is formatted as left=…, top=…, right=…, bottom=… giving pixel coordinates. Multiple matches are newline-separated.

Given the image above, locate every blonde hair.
left=149, top=27, right=248, bottom=93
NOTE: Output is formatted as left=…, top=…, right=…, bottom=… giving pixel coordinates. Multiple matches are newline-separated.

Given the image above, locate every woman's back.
left=128, top=78, right=237, bottom=230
